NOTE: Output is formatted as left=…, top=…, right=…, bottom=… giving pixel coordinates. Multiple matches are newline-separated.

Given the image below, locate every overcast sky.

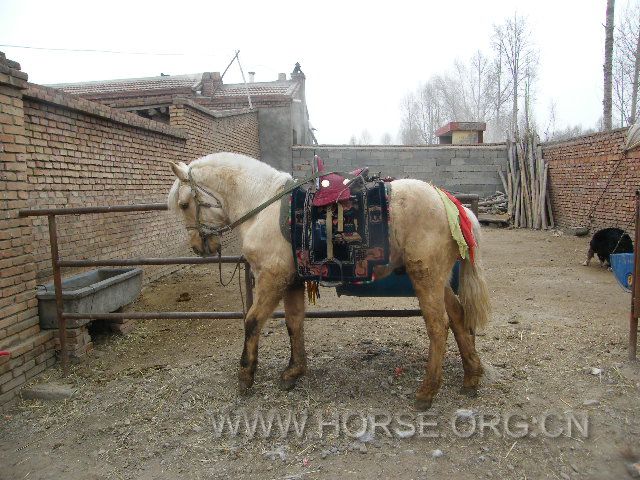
left=0, top=0, right=630, bottom=144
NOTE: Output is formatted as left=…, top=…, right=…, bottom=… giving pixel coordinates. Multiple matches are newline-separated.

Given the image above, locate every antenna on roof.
left=208, top=49, right=253, bottom=109
left=209, top=50, right=240, bottom=99
left=236, top=52, right=253, bottom=110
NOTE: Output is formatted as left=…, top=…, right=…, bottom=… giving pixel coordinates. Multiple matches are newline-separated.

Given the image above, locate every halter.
left=183, top=167, right=337, bottom=255
left=185, top=168, right=228, bottom=255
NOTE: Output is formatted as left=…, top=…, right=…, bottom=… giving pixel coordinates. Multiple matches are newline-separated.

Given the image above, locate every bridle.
left=180, top=167, right=337, bottom=256
left=184, top=167, right=228, bottom=256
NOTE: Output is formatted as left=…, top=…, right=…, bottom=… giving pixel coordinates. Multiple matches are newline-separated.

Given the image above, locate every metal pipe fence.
left=19, top=194, right=480, bottom=375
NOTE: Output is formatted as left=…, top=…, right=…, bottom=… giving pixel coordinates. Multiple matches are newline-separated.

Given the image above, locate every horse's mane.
left=167, top=152, right=291, bottom=213
left=189, top=152, right=286, bottom=179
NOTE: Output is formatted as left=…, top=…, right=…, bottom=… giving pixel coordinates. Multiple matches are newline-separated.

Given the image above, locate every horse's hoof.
left=238, top=380, right=254, bottom=396
left=414, top=397, right=433, bottom=411
left=460, top=386, right=479, bottom=398
left=278, top=377, right=298, bottom=391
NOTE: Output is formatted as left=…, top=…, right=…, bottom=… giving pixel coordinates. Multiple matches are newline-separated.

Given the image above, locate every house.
left=49, top=63, right=315, bottom=171
left=435, top=122, right=486, bottom=145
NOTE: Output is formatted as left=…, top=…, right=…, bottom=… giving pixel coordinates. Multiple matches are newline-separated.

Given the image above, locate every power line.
left=0, top=43, right=222, bottom=57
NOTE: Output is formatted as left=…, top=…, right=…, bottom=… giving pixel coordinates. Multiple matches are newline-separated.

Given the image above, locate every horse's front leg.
left=279, top=280, right=307, bottom=391
left=238, top=272, right=283, bottom=394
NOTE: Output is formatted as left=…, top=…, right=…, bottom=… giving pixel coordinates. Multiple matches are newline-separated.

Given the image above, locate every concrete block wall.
left=543, top=127, right=640, bottom=230
left=291, top=145, right=508, bottom=196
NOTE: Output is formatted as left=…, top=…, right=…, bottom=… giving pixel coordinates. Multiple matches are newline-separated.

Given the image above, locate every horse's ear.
left=170, top=162, right=188, bottom=181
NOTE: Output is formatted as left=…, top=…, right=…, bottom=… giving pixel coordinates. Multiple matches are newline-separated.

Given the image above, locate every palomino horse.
left=168, top=152, right=490, bottom=410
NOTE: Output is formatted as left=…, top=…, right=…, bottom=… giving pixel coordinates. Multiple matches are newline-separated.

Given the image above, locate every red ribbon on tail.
left=442, top=190, right=477, bottom=264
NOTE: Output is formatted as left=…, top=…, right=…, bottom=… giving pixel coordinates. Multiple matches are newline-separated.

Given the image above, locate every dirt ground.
left=2, top=227, right=640, bottom=480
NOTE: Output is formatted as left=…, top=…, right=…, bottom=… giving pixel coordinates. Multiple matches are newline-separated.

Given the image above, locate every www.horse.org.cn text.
left=207, top=409, right=589, bottom=440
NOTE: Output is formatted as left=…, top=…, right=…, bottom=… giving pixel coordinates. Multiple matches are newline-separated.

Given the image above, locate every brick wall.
left=291, top=144, right=508, bottom=196
left=0, top=54, right=56, bottom=409
left=197, top=96, right=291, bottom=111
left=543, top=128, right=639, bottom=230
left=0, top=52, right=261, bottom=410
left=23, top=85, right=192, bottom=285
left=169, top=99, right=260, bottom=159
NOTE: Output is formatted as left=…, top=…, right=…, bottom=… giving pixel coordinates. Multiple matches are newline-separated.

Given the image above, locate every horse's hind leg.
left=279, top=280, right=307, bottom=391
left=445, top=286, right=483, bottom=396
left=238, top=271, right=284, bottom=394
left=407, top=260, right=449, bottom=411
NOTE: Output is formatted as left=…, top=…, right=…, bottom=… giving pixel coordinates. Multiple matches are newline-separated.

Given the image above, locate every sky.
left=0, top=0, right=630, bottom=144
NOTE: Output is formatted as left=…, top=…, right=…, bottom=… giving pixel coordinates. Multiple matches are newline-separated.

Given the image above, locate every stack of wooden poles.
left=499, top=135, right=554, bottom=229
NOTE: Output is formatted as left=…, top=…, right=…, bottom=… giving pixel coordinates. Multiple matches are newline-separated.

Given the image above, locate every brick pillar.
left=201, top=72, right=222, bottom=97
left=0, top=52, right=55, bottom=410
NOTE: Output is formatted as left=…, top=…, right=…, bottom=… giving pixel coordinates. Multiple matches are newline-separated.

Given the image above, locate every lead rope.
left=218, top=251, right=242, bottom=288
left=216, top=250, right=246, bottom=317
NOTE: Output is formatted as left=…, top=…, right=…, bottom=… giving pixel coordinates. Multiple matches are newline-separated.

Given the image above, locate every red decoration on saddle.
left=311, top=155, right=365, bottom=207
left=442, top=189, right=477, bottom=263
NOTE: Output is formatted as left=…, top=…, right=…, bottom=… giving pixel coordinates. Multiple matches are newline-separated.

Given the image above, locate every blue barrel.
left=610, top=253, right=634, bottom=292
left=336, top=261, right=461, bottom=297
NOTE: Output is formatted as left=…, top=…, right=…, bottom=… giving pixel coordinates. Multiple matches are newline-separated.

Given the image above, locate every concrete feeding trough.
left=37, top=268, right=143, bottom=329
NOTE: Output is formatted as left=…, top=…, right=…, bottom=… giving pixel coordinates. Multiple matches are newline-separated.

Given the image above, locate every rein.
left=186, top=167, right=335, bottom=241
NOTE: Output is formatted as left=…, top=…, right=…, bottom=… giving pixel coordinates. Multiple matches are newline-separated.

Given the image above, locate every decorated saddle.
left=282, top=158, right=390, bottom=284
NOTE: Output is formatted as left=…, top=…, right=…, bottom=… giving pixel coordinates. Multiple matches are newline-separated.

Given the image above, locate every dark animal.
left=583, top=228, right=633, bottom=267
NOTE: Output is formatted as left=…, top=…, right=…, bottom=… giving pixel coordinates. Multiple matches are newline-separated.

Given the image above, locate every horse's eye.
left=179, top=202, right=189, bottom=210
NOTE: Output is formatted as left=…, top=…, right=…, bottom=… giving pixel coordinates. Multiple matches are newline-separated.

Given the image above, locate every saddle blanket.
left=284, top=179, right=390, bottom=283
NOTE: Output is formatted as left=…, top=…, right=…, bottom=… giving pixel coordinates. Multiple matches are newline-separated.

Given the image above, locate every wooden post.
left=630, top=191, right=640, bottom=361
left=47, top=214, right=69, bottom=376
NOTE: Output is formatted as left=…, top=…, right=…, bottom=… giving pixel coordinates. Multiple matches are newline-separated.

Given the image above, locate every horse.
left=167, top=152, right=490, bottom=410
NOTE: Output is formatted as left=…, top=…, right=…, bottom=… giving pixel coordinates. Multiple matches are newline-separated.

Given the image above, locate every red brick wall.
left=543, top=128, right=639, bottom=231
left=23, top=85, right=192, bottom=285
left=0, top=54, right=56, bottom=409
left=0, top=52, right=261, bottom=410
left=197, top=96, right=291, bottom=111
left=169, top=100, right=260, bottom=159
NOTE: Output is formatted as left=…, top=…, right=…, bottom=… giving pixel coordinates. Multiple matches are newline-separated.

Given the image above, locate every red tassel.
left=441, top=190, right=476, bottom=263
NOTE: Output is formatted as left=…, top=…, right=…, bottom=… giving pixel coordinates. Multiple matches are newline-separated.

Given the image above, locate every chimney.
left=278, top=73, right=286, bottom=81
left=248, top=71, right=255, bottom=83
left=201, top=71, right=222, bottom=96
left=290, top=62, right=306, bottom=102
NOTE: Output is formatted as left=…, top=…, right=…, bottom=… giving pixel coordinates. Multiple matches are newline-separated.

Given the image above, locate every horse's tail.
left=458, top=207, right=491, bottom=331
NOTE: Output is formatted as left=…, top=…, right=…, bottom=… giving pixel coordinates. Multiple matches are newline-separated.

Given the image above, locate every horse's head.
left=168, top=161, right=229, bottom=256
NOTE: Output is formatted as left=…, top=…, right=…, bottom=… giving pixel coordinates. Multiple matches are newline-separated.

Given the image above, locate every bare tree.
left=614, top=0, right=640, bottom=125
left=613, top=53, right=631, bottom=126
left=380, top=132, right=393, bottom=145
left=359, top=129, right=372, bottom=145
left=348, top=135, right=357, bottom=145
left=399, top=54, right=500, bottom=145
left=543, top=100, right=558, bottom=141
left=547, top=124, right=596, bottom=141
left=469, top=50, right=493, bottom=121
left=603, top=0, right=615, bottom=130
left=399, top=92, right=423, bottom=144
left=399, top=83, right=445, bottom=144
left=485, top=43, right=512, bottom=140
left=492, top=14, right=538, bottom=139
left=631, top=7, right=640, bottom=123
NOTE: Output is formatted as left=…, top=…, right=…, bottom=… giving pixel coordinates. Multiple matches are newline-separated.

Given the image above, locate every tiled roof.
left=49, top=74, right=299, bottom=99
left=214, top=82, right=298, bottom=98
left=49, top=74, right=203, bottom=96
